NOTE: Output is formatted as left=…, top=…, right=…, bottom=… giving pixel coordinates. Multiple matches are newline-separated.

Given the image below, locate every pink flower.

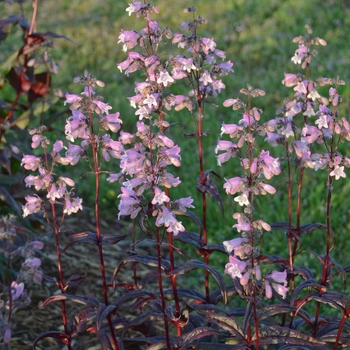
left=224, top=255, right=247, bottom=279
left=65, top=144, right=85, bottom=165
left=22, top=195, right=42, bottom=217
left=126, top=1, right=143, bottom=16
left=223, top=237, right=248, bottom=253
left=330, top=165, right=346, bottom=180
left=223, top=177, right=246, bottom=195
left=151, top=187, right=170, bottom=205
left=118, top=187, right=142, bottom=219
left=199, top=70, right=213, bottom=86
left=265, top=270, right=289, bottom=299
left=64, top=93, right=82, bottom=107
left=232, top=218, right=251, bottom=233
left=220, top=123, right=244, bottom=138
left=282, top=73, right=298, bottom=87
left=119, top=131, right=134, bottom=144
left=64, top=197, right=83, bottom=215
left=173, top=197, right=194, bottom=211
left=259, top=182, right=276, bottom=195
left=101, top=112, right=123, bottom=133
left=266, top=270, right=288, bottom=286
left=21, top=155, right=42, bottom=171
left=11, top=281, right=24, bottom=301
left=118, top=29, right=140, bottom=51
left=101, top=135, right=123, bottom=161
left=24, top=257, right=41, bottom=268
left=265, top=280, right=273, bottom=299
left=93, top=100, right=112, bottom=115
left=159, top=145, right=181, bottom=167
left=157, top=70, right=174, bottom=87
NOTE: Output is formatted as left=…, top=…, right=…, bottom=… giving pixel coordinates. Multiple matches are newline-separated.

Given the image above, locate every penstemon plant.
left=2, top=1, right=350, bottom=349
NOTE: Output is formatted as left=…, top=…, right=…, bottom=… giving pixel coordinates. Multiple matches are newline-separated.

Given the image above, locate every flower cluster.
left=265, top=28, right=349, bottom=180
left=219, top=86, right=287, bottom=299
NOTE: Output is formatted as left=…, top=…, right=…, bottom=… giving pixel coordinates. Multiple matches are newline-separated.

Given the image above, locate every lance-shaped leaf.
left=96, top=303, right=117, bottom=331
left=113, top=255, right=171, bottom=282
left=64, top=273, right=87, bottom=291
left=278, top=346, right=311, bottom=350
left=200, top=312, right=245, bottom=341
left=68, top=308, right=95, bottom=336
left=257, top=304, right=311, bottom=326
left=196, top=169, right=224, bottom=216
left=316, top=320, right=350, bottom=339
left=290, top=279, right=325, bottom=308
left=197, top=243, right=227, bottom=258
left=114, top=289, right=157, bottom=308
left=128, top=310, right=164, bottom=328
left=40, top=293, right=99, bottom=309
left=305, top=292, right=350, bottom=313
left=62, top=231, right=99, bottom=252
left=253, top=326, right=326, bottom=346
left=243, top=301, right=253, bottom=335
left=33, top=331, right=71, bottom=349
left=179, top=327, right=222, bottom=349
left=168, top=259, right=227, bottom=303
left=319, top=332, right=350, bottom=347
left=100, top=233, right=128, bottom=246
left=195, top=344, right=244, bottom=350
left=96, top=329, right=113, bottom=350
left=122, top=336, right=167, bottom=348
left=209, top=285, right=238, bottom=305
left=172, top=208, right=203, bottom=238
left=173, top=231, right=203, bottom=248
left=330, top=255, right=347, bottom=290
left=164, top=287, right=206, bottom=304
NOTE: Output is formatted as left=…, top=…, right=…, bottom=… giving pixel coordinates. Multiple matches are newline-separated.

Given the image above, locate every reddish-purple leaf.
left=290, top=279, right=325, bottom=308
left=28, top=72, right=51, bottom=103
left=114, top=289, right=157, bottom=308
left=196, top=169, right=224, bottom=216
left=180, top=327, right=221, bottom=349
left=64, top=273, right=87, bottom=291
left=113, top=256, right=171, bottom=282
left=96, top=303, right=116, bottom=331
left=253, top=326, right=326, bottom=346
left=62, top=231, right=99, bottom=252
left=41, top=293, right=99, bottom=308
left=200, top=312, right=245, bottom=341
left=100, top=233, right=128, bottom=246
left=173, top=231, right=203, bottom=247
left=169, top=259, right=227, bottom=304
left=68, top=308, right=95, bottom=336
left=95, top=329, right=113, bottom=350
left=33, top=331, right=71, bottom=348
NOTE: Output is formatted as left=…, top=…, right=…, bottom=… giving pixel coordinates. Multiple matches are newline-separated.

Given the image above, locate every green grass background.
left=2, top=0, right=350, bottom=291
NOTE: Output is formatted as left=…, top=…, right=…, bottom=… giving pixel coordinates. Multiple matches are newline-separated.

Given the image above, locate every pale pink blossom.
left=11, top=281, right=24, bottom=301
left=225, top=255, right=247, bottom=279
left=330, top=165, right=346, bottom=180
left=22, top=195, right=42, bottom=217
left=21, top=155, right=41, bottom=171
left=223, top=237, right=248, bottom=253
left=63, top=197, right=83, bottom=215
left=157, top=70, right=174, bottom=87
left=223, top=177, right=246, bottom=195
left=151, top=187, right=170, bottom=205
